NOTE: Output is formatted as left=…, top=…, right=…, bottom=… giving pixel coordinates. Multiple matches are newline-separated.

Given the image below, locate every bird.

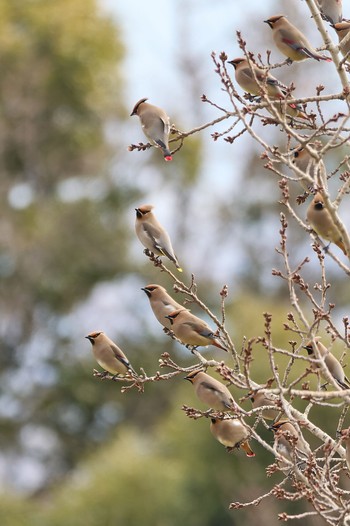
left=165, top=309, right=227, bottom=351
left=135, top=204, right=182, bottom=271
left=228, top=58, right=309, bottom=121
left=303, top=338, right=350, bottom=390
left=291, top=142, right=326, bottom=192
left=130, top=98, right=172, bottom=161
left=264, top=15, right=332, bottom=62
left=85, top=331, right=136, bottom=376
left=316, top=0, right=342, bottom=25
left=340, top=428, right=350, bottom=471
left=184, top=369, right=236, bottom=411
left=270, top=420, right=309, bottom=474
left=248, top=390, right=281, bottom=421
left=333, top=22, right=350, bottom=60
left=210, top=418, right=255, bottom=457
left=228, top=57, right=288, bottom=99
left=306, top=192, right=347, bottom=255
left=141, top=284, right=186, bottom=328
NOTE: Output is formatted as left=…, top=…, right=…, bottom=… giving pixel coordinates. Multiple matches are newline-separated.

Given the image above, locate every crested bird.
left=135, top=204, right=182, bottom=271
left=85, top=331, right=136, bottom=376
left=165, top=309, right=227, bottom=351
left=265, top=15, right=332, bottom=62
left=130, top=98, right=172, bottom=161
left=141, top=284, right=186, bottom=328
left=210, top=418, right=255, bottom=457
left=306, top=193, right=347, bottom=255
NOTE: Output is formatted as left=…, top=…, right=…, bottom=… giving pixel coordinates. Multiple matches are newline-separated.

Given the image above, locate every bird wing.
left=110, top=343, right=130, bottom=369
left=141, top=223, right=164, bottom=254
left=201, top=381, right=232, bottom=408
left=185, top=322, right=213, bottom=339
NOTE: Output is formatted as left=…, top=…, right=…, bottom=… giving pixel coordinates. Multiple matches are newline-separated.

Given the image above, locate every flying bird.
left=135, top=204, right=182, bottom=271
left=130, top=98, right=172, bottom=161
left=185, top=369, right=236, bottom=411
left=165, top=309, right=227, bottom=351
left=85, top=331, right=136, bottom=376
left=264, top=15, right=332, bottom=62
left=306, top=193, right=347, bottom=255
left=303, top=338, right=350, bottom=389
left=210, top=418, right=255, bottom=457
left=141, top=284, right=186, bottom=328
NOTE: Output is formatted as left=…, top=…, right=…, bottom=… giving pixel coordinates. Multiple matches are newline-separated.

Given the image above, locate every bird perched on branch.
left=333, top=22, right=350, bottom=60
left=165, top=309, right=227, bottom=351
left=316, top=0, right=342, bottom=25
left=291, top=142, right=326, bottom=192
left=210, top=418, right=255, bottom=457
left=270, top=420, right=309, bottom=473
left=228, top=57, right=310, bottom=121
left=306, top=192, right=347, bottom=255
left=130, top=98, right=172, bottom=161
left=85, top=331, right=136, bottom=377
left=141, top=284, right=186, bottom=328
left=303, top=338, right=350, bottom=389
left=264, top=15, right=332, bottom=62
left=135, top=204, right=182, bottom=271
left=248, top=390, right=281, bottom=421
left=185, top=369, right=236, bottom=411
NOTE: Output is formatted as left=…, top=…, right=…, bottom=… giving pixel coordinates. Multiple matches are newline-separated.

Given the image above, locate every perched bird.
left=228, top=57, right=309, bottom=121
left=333, top=22, right=350, bottom=60
left=228, top=57, right=288, bottom=99
left=303, top=338, right=350, bottom=390
left=316, top=0, right=342, bottom=25
left=248, top=390, right=281, bottom=421
left=165, top=309, right=227, bottom=351
left=306, top=192, right=347, bottom=255
left=340, top=428, right=350, bottom=471
left=291, top=142, right=326, bottom=191
left=141, top=284, right=186, bottom=328
left=185, top=369, right=236, bottom=411
left=270, top=420, right=309, bottom=473
left=135, top=204, right=182, bottom=271
left=264, top=15, right=332, bottom=62
left=130, top=98, right=172, bottom=161
left=210, top=418, right=255, bottom=457
left=85, top=331, right=136, bottom=376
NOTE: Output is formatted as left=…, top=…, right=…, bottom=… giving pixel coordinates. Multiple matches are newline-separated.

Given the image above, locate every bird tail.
left=212, top=339, right=228, bottom=352
left=240, top=441, right=255, bottom=457
left=304, top=48, right=332, bottom=62
left=155, top=139, right=173, bottom=161
left=336, top=240, right=347, bottom=256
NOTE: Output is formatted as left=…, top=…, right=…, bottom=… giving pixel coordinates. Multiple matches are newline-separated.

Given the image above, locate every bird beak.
left=135, top=208, right=142, bottom=218
left=141, top=287, right=151, bottom=298
left=165, top=315, right=173, bottom=325
left=264, top=19, right=272, bottom=28
left=85, top=335, right=93, bottom=343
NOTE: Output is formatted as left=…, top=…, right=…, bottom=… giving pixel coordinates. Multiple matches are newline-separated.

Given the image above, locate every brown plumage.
left=210, top=418, right=255, bottom=457
left=185, top=370, right=236, bottom=411
left=333, top=22, right=350, bottom=59
left=248, top=390, right=281, bottom=421
left=265, top=15, right=332, bottom=62
left=135, top=204, right=182, bottom=271
left=130, top=98, right=172, bottom=161
left=306, top=193, right=347, bottom=255
left=165, top=309, right=227, bottom=351
left=85, top=331, right=136, bottom=376
left=303, top=338, right=350, bottom=389
left=271, top=420, right=309, bottom=473
left=291, top=142, right=326, bottom=192
left=141, top=284, right=186, bottom=328
left=316, top=0, right=342, bottom=25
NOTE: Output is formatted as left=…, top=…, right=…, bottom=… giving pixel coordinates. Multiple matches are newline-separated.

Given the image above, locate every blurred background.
left=0, top=0, right=349, bottom=524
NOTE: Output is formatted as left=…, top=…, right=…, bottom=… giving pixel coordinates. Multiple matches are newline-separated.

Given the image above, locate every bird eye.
left=315, top=202, right=324, bottom=210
